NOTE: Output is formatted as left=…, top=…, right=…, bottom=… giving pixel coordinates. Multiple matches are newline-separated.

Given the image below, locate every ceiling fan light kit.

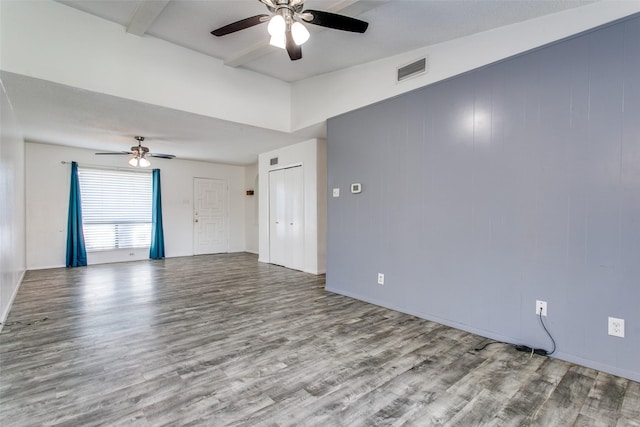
left=95, top=136, right=175, bottom=168
left=270, top=34, right=286, bottom=49
left=267, top=13, right=286, bottom=37
left=211, top=0, right=368, bottom=61
left=291, top=22, right=310, bottom=45
left=128, top=155, right=151, bottom=168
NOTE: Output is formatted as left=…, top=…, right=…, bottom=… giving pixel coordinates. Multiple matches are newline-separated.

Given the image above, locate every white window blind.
left=78, top=167, right=152, bottom=252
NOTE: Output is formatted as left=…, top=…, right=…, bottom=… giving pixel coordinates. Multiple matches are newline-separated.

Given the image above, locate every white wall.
left=25, top=142, right=249, bottom=269
left=0, top=0, right=291, bottom=133
left=258, top=139, right=326, bottom=274
left=316, top=140, right=327, bottom=274
left=0, top=80, right=26, bottom=323
left=244, top=162, right=259, bottom=254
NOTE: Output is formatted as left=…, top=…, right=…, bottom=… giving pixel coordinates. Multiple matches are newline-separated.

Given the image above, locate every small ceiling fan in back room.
left=95, top=136, right=175, bottom=168
left=210, top=0, right=369, bottom=61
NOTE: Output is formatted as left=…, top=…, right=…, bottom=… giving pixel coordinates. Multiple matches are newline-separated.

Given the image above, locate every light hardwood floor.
left=1, top=253, right=638, bottom=426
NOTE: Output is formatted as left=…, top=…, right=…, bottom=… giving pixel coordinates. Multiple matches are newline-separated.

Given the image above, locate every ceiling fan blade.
left=148, top=153, right=176, bottom=159
left=286, top=30, right=302, bottom=61
left=95, top=151, right=133, bottom=155
left=211, top=14, right=270, bottom=37
left=301, top=9, right=368, bottom=33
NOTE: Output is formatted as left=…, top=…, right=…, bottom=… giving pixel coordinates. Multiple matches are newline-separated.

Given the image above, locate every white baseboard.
left=26, top=263, right=66, bottom=270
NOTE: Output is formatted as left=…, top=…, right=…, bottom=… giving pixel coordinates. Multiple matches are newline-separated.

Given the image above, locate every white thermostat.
left=351, top=183, right=362, bottom=194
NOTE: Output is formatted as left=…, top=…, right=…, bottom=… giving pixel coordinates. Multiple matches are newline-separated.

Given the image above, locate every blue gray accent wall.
left=326, top=15, right=640, bottom=381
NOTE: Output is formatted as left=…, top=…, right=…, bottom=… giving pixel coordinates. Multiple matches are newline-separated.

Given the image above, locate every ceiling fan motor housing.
left=132, top=145, right=150, bottom=154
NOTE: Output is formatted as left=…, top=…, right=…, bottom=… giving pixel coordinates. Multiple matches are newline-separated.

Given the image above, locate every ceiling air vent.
left=397, top=57, right=427, bottom=82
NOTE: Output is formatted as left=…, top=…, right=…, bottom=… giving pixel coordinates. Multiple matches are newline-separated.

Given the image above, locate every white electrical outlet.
left=608, top=317, right=625, bottom=338
left=536, top=300, right=547, bottom=316
left=377, top=273, right=384, bottom=285
left=332, top=188, right=340, bottom=197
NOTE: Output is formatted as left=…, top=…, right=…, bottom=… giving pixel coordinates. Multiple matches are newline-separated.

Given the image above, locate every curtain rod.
left=60, top=161, right=153, bottom=173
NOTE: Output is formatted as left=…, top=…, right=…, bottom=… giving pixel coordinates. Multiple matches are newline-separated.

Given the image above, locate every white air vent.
left=397, top=57, right=427, bottom=82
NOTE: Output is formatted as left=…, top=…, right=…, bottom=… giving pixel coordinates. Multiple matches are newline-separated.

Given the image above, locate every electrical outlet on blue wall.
left=608, top=317, right=625, bottom=338
left=536, top=300, right=547, bottom=316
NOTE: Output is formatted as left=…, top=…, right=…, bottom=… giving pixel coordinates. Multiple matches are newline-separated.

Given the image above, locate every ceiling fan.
left=95, top=136, right=175, bottom=168
left=211, top=0, right=369, bottom=61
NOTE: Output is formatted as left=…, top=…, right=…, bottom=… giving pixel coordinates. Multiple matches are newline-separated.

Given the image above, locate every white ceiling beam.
left=126, top=0, right=170, bottom=36
left=225, top=40, right=273, bottom=68
left=325, top=0, right=369, bottom=14
left=223, top=0, right=389, bottom=68
left=331, top=0, right=390, bottom=16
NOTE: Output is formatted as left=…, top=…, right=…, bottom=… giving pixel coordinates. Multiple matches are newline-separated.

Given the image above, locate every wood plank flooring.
left=1, top=253, right=638, bottom=426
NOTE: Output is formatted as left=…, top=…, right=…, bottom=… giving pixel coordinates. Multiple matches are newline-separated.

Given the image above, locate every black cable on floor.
left=474, top=341, right=508, bottom=351
left=475, top=309, right=557, bottom=357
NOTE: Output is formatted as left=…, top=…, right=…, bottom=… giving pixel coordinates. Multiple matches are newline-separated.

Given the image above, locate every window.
left=78, top=167, right=152, bottom=252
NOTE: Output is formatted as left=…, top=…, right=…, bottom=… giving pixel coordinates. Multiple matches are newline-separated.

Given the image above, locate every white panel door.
left=194, top=178, right=228, bottom=255
left=269, top=169, right=287, bottom=266
left=269, top=166, right=304, bottom=270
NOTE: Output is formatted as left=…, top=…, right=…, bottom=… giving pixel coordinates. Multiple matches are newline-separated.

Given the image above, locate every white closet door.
left=269, top=169, right=287, bottom=266
left=269, top=166, right=304, bottom=270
